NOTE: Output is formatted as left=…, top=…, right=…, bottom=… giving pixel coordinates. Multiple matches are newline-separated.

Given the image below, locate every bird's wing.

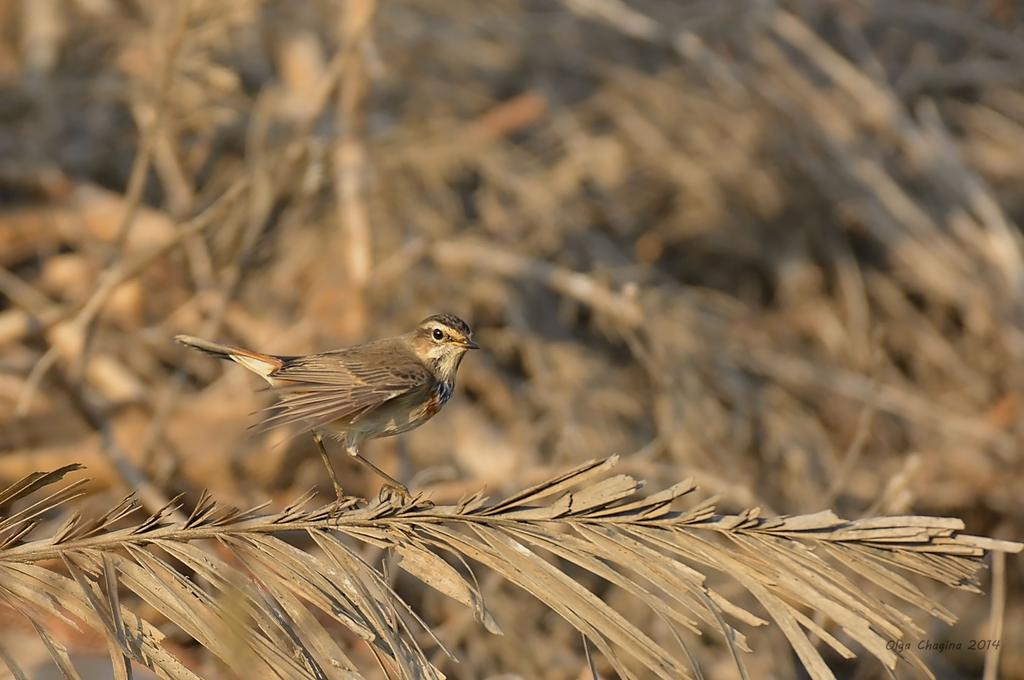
left=253, top=341, right=431, bottom=434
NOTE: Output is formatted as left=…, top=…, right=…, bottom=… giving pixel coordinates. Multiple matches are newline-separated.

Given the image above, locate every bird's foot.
left=378, top=482, right=411, bottom=504
left=377, top=483, right=437, bottom=509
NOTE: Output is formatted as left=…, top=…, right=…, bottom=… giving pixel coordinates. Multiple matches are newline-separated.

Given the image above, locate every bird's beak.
left=462, top=339, right=480, bottom=350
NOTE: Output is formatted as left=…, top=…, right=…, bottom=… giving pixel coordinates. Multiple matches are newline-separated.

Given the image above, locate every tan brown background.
left=0, top=1, right=1021, bottom=677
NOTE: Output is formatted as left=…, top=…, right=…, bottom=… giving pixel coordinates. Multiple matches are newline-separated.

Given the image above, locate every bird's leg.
left=312, top=432, right=345, bottom=500
left=345, top=445, right=410, bottom=498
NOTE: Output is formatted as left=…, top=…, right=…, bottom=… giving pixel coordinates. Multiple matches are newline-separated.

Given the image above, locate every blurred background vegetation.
left=0, top=0, right=1021, bottom=677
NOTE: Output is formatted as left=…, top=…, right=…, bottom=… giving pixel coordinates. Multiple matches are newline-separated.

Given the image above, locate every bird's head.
left=409, top=313, right=478, bottom=379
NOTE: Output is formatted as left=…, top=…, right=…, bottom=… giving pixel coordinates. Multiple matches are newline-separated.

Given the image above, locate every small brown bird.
left=176, top=313, right=478, bottom=498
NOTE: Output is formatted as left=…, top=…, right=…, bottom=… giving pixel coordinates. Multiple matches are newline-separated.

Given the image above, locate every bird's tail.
left=175, top=334, right=282, bottom=379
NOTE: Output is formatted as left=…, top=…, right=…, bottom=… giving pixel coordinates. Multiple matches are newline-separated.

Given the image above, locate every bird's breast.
left=435, top=380, right=454, bottom=406
left=417, top=380, right=453, bottom=420
left=338, top=380, right=454, bottom=440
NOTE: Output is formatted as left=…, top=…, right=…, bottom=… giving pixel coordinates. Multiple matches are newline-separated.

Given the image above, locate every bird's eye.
left=432, top=328, right=444, bottom=341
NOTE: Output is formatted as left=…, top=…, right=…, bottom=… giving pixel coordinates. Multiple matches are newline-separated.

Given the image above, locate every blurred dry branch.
left=331, top=0, right=377, bottom=340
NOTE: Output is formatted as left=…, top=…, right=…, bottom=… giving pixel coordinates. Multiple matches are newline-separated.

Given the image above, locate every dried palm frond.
left=0, top=458, right=1018, bottom=679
